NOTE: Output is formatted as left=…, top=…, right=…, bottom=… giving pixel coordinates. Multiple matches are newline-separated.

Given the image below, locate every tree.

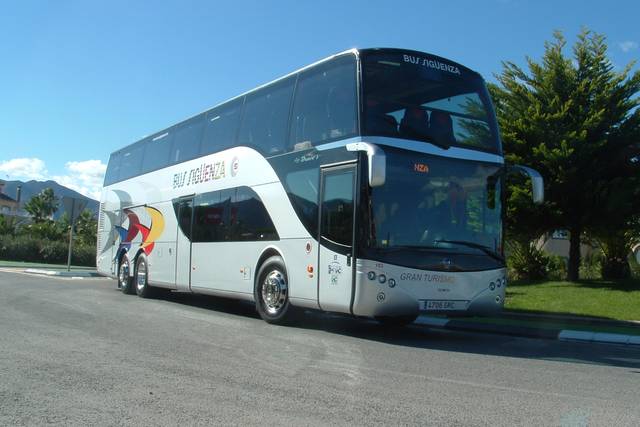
left=74, top=209, right=98, bottom=246
left=490, top=29, right=640, bottom=281
left=24, top=188, right=59, bottom=223
left=0, top=214, right=18, bottom=236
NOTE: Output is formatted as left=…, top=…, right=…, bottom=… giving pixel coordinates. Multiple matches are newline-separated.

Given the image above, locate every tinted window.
left=173, top=198, right=193, bottom=240
left=238, top=78, right=295, bottom=155
left=361, top=51, right=500, bottom=153
left=118, top=143, right=144, bottom=181
left=172, top=115, right=205, bottom=163
left=142, top=132, right=173, bottom=173
left=321, top=169, right=354, bottom=247
left=290, top=55, right=357, bottom=149
left=104, top=152, right=122, bottom=185
left=201, top=99, right=243, bottom=155
left=192, top=190, right=225, bottom=243
left=285, top=166, right=319, bottom=233
left=230, top=187, right=278, bottom=240
left=192, top=187, right=278, bottom=242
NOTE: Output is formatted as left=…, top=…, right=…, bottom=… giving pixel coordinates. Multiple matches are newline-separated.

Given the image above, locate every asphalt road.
left=1, top=270, right=639, bottom=426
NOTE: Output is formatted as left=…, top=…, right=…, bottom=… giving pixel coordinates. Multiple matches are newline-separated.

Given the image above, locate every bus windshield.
left=362, top=50, right=501, bottom=154
left=367, top=150, right=503, bottom=263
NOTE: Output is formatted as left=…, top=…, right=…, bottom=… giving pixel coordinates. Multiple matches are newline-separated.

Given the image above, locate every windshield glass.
left=368, top=150, right=503, bottom=259
left=362, top=50, right=501, bottom=154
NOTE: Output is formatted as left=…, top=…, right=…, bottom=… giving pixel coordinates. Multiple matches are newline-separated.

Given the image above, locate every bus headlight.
left=489, top=282, right=496, bottom=291
left=367, top=271, right=376, bottom=281
left=388, top=278, right=396, bottom=288
left=378, top=274, right=387, bottom=284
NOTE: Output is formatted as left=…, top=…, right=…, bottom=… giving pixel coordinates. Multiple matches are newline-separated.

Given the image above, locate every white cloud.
left=53, top=160, right=107, bottom=201
left=0, top=158, right=48, bottom=180
left=619, top=41, right=638, bottom=53
left=0, top=157, right=106, bottom=200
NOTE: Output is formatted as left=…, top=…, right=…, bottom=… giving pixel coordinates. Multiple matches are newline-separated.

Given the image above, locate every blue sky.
left=0, top=0, right=638, bottom=199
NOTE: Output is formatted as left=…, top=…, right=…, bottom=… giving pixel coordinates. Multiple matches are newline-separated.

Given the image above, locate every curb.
left=415, top=315, right=640, bottom=347
left=23, top=268, right=102, bottom=278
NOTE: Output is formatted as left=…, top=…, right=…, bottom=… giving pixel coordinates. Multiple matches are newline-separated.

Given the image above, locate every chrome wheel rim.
left=261, top=270, right=287, bottom=315
left=136, top=260, right=147, bottom=292
left=118, top=261, right=129, bottom=289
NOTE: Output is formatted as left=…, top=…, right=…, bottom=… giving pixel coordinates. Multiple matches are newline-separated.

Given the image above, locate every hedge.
left=0, top=235, right=96, bottom=267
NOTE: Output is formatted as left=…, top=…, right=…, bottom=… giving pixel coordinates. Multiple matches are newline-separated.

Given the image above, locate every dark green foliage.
left=491, top=29, right=640, bottom=281
left=0, top=214, right=19, bottom=236
left=1, top=188, right=97, bottom=267
left=23, top=188, right=58, bottom=223
left=73, top=209, right=98, bottom=246
left=0, top=235, right=95, bottom=267
left=506, top=240, right=550, bottom=280
left=507, top=240, right=569, bottom=281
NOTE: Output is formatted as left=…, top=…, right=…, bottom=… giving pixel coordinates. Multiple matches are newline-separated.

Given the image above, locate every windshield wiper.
left=434, top=240, right=504, bottom=262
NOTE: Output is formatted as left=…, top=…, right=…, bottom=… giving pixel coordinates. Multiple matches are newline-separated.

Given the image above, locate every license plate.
left=420, top=300, right=468, bottom=311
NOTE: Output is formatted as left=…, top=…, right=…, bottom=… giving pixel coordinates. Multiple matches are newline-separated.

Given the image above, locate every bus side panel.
left=189, top=238, right=319, bottom=303
left=190, top=241, right=265, bottom=295
left=145, top=200, right=178, bottom=288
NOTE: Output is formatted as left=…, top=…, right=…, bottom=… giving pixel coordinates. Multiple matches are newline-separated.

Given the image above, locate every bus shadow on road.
left=302, top=313, right=640, bottom=370
left=153, top=290, right=640, bottom=370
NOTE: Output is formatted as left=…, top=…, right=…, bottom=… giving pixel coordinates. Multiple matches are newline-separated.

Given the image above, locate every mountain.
left=1, top=180, right=99, bottom=219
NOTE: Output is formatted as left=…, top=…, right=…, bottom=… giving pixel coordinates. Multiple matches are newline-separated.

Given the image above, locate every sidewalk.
left=0, top=260, right=101, bottom=278
left=416, top=310, right=640, bottom=346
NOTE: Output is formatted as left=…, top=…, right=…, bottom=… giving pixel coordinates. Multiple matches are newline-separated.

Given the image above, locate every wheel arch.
left=255, top=245, right=287, bottom=285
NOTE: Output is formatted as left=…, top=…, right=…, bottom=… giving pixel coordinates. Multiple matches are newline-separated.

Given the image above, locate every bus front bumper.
left=351, top=259, right=506, bottom=318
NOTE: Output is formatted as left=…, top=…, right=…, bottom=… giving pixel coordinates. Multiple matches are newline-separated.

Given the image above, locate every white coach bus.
left=97, top=48, right=543, bottom=325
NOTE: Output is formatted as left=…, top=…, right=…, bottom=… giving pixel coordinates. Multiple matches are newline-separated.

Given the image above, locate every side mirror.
left=346, top=142, right=386, bottom=187
left=510, top=165, right=544, bottom=204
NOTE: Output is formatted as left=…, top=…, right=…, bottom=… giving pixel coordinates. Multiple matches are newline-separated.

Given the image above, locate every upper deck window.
left=238, top=77, right=295, bottom=155
left=289, top=55, right=357, bottom=150
left=172, top=115, right=205, bottom=163
left=362, top=51, right=501, bottom=154
left=201, top=99, right=243, bottom=155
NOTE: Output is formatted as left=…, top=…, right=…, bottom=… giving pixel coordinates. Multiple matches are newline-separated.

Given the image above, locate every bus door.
left=317, top=163, right=357, bottom=313
left=175, top=196, right=194, bottom=292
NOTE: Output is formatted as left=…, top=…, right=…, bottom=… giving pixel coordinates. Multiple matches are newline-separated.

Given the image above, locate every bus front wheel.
left=254, top=256, right=297, bottom=325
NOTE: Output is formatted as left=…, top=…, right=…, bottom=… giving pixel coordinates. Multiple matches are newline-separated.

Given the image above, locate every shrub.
left=0, top=235, right=95, bottom=267
left=580, top=251, right=603, bottom=280
left=546, top=254, right=567, bottom=281
left=506, top=240, right=549, bottom=280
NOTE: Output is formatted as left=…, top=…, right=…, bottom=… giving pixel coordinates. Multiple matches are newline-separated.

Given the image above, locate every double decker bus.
left=97, top=48, right=543, bottom=325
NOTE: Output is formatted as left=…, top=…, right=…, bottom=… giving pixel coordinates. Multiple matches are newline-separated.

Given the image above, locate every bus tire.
left=375, top=315, right=418, bottom=327
left=254, top=256, right=297, bottom=324
left=118, top=254, right=135, bottom=295
left=134, top=253, right=156, bottom=298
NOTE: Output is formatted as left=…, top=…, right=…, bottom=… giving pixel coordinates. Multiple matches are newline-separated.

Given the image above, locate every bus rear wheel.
left=255, top=256, right=297, bottom=325
left=135, top=253, right=156, bottom=298
left=118, top=255, right=135, bottom=295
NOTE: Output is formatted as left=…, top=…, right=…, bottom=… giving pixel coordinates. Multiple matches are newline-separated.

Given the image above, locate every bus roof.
left=108, top=47, right=481, bottom=157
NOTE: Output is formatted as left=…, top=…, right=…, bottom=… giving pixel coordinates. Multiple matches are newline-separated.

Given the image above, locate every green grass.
left=505, top=279, right=640, bottom=322
left=0, top=259, right=95, bottom=271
